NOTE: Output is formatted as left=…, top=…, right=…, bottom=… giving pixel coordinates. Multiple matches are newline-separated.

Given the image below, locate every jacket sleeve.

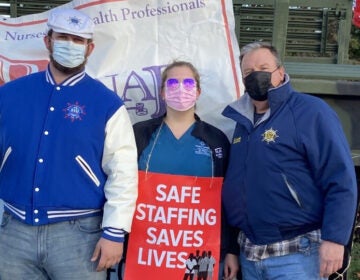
left=301, top=100, right=357, bottom=245
left=101, top=105, right=138, bottom=242
left=220, top=205, right=240, bottom=259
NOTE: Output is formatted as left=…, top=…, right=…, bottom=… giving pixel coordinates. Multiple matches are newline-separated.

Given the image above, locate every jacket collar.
left=223, top=74, right=292, bottom=122
left=45, top=65, right=86, bottom=86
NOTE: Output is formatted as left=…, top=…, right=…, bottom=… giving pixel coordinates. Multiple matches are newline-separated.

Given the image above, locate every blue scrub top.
left=138, top=123, right=212, bottom=177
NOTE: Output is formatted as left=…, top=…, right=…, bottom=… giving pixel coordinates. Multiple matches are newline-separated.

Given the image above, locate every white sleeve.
left=101, top=105, right=138, bottom=232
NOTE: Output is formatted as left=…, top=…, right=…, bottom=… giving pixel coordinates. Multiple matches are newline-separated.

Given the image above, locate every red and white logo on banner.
left=0, top=55, right=48, bottom=85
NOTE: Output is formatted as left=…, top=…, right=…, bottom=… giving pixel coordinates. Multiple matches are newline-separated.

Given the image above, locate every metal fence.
left=0, top=0, right=69, bottom=17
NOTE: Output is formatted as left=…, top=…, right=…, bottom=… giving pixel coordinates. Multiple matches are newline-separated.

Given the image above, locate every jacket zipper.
left=281, top=173, right=303, bottom=208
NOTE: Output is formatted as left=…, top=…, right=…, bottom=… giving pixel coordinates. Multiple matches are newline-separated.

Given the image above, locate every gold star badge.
left=262, top=128, right=279, bottom=144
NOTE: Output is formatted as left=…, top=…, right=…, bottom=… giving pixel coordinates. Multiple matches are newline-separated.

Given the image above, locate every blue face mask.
left=52, top=40, right=87, bottom=68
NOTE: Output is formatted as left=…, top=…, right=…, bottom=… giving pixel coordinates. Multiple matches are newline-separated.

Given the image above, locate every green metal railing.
left=0, top=0, right=69, bottom=17
left=233, top=0, right=353, bottom=64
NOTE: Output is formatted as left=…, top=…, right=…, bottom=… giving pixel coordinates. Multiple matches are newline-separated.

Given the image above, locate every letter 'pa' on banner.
left=124, top=171, right=222, bottom=279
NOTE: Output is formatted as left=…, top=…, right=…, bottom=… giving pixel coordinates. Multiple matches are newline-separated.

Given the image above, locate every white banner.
left=0, top=0, right=241, bottom=136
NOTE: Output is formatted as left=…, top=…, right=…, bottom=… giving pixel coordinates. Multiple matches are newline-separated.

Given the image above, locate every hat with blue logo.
left=47, top=8, right=94, bottom=39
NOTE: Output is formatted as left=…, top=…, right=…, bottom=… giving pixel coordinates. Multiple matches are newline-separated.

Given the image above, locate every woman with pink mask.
left=132, top=60, right=240, bottom=280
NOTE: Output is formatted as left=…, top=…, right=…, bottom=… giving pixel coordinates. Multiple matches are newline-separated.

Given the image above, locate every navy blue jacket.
left=222, top=75, right=357, bottom=246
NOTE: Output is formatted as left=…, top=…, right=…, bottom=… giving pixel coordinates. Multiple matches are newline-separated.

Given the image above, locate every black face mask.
left=244, top=71, right=274, bottom=101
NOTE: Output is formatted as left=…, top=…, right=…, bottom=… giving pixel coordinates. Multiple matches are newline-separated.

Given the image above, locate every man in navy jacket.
left=222, top=41, right=357, bottom=280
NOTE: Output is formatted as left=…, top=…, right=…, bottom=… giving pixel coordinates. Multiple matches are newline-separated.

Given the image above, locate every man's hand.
left=319, top=240, right=344, bottom=278
left=223, top=253, right=239, bottom=280
left=91, top=237, right=123, bottom=272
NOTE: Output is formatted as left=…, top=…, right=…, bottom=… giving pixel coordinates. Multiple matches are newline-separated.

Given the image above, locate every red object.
left=124, top=171, right=222, bottom=280
left=354, top=0, right=360, bottom=27
left=0, top=55, right=48, bottom=85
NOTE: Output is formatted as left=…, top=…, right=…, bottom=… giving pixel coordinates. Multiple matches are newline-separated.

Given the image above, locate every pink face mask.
left=164, top=78, right=197, bottom=111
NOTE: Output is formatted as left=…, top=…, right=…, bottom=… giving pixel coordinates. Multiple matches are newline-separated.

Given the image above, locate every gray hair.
left=240, top=42, right=282, bottom=67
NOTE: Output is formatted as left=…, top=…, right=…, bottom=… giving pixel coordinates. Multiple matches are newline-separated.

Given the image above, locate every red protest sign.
left=124, top=171, right=222, bottom=279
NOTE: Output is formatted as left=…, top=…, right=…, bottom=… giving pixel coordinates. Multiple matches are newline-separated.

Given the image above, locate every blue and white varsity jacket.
left=0, top=67, right=138, bottom=242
